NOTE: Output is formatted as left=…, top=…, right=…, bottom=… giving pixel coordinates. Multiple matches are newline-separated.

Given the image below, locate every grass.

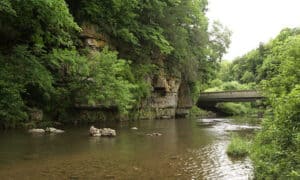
left=188, top=106, right=216, bottom=118
left=226, top=135, right=251, bottom=158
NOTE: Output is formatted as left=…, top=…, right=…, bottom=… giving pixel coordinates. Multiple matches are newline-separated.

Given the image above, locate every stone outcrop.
left=77, top=23, right=193, bottom=121
left=80, top=23, right=108, bottom=50
left=138, top=61, right=193, bottom=119
left=176, top=81, right=193, bottom=117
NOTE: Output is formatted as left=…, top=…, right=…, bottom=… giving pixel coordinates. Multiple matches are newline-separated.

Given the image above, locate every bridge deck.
left=198, top=90, right=264, bottom=103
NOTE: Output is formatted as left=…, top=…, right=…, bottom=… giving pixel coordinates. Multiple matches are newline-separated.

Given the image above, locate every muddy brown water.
left=0, top=117, right=258, bottom=179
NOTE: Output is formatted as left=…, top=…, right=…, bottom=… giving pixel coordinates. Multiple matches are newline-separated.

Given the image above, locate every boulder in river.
left=45, top=127, right=65, bottom=133
left=100, top=128, right=117, bottom=137
left=28, top=128, right=45, bottom=133
left=89, top=126, right=101, bottom=136
left=89, top=126, right=116, bottom=137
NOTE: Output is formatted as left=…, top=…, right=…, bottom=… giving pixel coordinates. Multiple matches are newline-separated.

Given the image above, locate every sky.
left=207, top=0, right=300, bottom=60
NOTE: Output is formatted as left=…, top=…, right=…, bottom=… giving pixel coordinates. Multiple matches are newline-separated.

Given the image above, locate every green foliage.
left=211, top=28, right=300, bottom=178
left=252, top=87, right=300, bottom=178
left=0, top=0, right=80, bottom=49
left=230, top=28, right=300, bottom=85
left=188, top=106, right=215, bottom=118
left=67, top=0, right=230, bottom=84
left=250, top=31, right=300, bottom=178
left=205, top=80, right=250, bottom=92
left=0, top=0, right=16, bottom=15
left=46, top=48, right=140, bottom=114
left=205, top=27, right=300, bottom=178
left=80, top=48, right=138, bottom=113
left=216, top=61, right=233, bottom=82
left=0, top=0, right=80, bottom=128
left=0, top=46, right=54, bottom=128
left=216, top=102, right=250, bottom=115
left=0, top=0, right=231, bottom=128
left=67, top=0, right=173, bottom=55
left=227, top=135, right=251, bottom=157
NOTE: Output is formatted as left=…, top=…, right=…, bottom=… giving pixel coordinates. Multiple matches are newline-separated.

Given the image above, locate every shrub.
left=227, top=135, right=251, bottom=158
left=251, top=87, right=300, bottom=178
left=216, top=102, right=250, bottom=115
left=188, top=106, right=215, bottom=118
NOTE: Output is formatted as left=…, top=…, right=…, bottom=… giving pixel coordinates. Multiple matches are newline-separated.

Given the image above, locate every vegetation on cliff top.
left=0, top=0, right=230, bottom=128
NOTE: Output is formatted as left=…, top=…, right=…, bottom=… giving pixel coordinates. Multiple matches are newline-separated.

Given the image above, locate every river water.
left=0, top=117, right=258, bottom=179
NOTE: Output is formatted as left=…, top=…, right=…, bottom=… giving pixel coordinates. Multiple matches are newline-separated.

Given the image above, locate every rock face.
left=89, top=126, right=116, bottom=137
left=76, top=23, right=193, bottom=121
left=138, top=60, right=193, bottom=119
left=80, top=23, right=108, bottom=50
left=176, top=81, right=193, bottom=117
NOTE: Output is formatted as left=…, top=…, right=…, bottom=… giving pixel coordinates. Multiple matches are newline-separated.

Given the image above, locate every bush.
left=227, top=135, right=251, bottom=158
left=216, top=102, right=250, bottom=115
left=188, top=106, right=216, bottom=118
left=251, top=87, right=300, bottom=178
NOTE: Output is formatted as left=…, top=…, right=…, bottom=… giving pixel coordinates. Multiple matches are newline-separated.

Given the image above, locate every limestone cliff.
left=77, top=24, right=193, bottom=121
left=138, top=68, right=193, bottom=119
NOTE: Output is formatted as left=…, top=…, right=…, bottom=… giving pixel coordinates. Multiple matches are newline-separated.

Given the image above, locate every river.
left=0, top=117, right=259, bottom=179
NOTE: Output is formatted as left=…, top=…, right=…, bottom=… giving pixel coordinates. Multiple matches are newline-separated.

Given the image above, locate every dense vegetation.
left=0, top=0, right=230, bottom=128
left=213, top=28, right=300, bottom=178
left=250, top=29, right=300, bottom=178
left=226, top=134, right=251, bottom=158
left=2, top=1, right=298, bottom=178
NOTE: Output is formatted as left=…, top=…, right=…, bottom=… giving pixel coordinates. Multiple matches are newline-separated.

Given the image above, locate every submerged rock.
left=131, top=127, right=138, bottom=130
left=28, top=129, right=45, bottom=133
left=146, top=132, right=162, bottom=136
left=89, top=126, right=116, bottom=137
left=45, top=127, right=65, bottom=133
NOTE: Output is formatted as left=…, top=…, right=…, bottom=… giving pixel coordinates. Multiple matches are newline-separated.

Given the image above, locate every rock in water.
left=131, top=127, right=138, bottom=130
left=89, top=126, right=100, bottom=136
left=101, top=128, right=117, bottom=137
left=89, top=126, right=116, bottom=137
left=45, top=127, right=65, bottom=133
left=54, top=129, right=65, bottom=133
left=92, top=132, right=101, bottom=137
left=146, top=132, right=162, bottom=137
left=28, top=129, right=45, bottom=133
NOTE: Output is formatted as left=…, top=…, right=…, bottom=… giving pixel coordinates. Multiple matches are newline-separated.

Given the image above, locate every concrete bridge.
left=197, top=90, right=265, bottom=110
